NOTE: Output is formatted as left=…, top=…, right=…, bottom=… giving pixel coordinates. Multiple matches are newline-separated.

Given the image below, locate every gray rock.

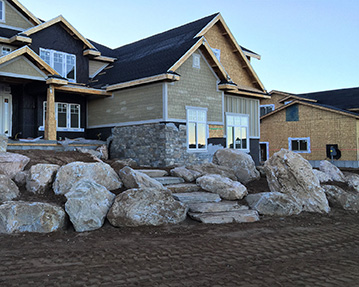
left=153, top=177, right=185, bottom=185
left=110, top=159, right=138, bottom=174
left=0, top=201, right=66, bottom=234
left=0, top=175, right=19, bottom=203
left=96, top=144, right=109, bottom=160
left=188, top=201, right=248, bottom=213
left=14, top=170, right=29, bottom=187
left=172, top=192, right=221, bottom=204
left=246, top=192, right=302, bottom=216
left=119, top=166, right=164, bottom=189
left=107, top=188, right=188, bottom=227
left=213, top=149, right=260, bottom=184
left=313, top=169, right=332, bottom=183
left=344, top=172, right=359, bottom=192
left=188, top=210, right=259, bottom=224
left=76, top=147, right=102, bottom=160
left=187, top=163, right=237, bottom=181
left=319, top=160, right=345, bottom=182
left=26, top=164, right=60, bottom=194
left=170, top=166, right=201, bottom=182
left=137, top=169, right=168, bottom=178
left=196, top=174, right=247, bottom=200
left=53, top=161, right=122, bottom=195
left=65, top=180, right=116, bottom=232
left=0, top=134, right=7, bottom=152
left=166, top=183, right=200, bottom=193
left=0, top=152, right=30, bottom=179
left=323, top=185, right=359, bottom=212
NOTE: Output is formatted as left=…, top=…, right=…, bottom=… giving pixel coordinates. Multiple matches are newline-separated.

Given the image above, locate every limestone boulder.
left=0, top=134, right=7, bottom=152
left=53, top=161, right=122, bottom=195
left=0, top=174, right=19, bottom=203
left=196, top=174, right=247, bottom=200
left=96, top=144, right=109, bottom=160
left=14, top=170, right=29, bottom=187
left=313, top=169, right=332, bottom=183
left=265, top=149, right=330, bottom=213
left=107, top=188, right=188, bottom=227
left=65, top=180, right=116, bottom=232
left=76, top=148, right=103, bottom=161
left=319, top=160, right=345, bottom=182
left=323, top=185, right=359, bottom=212
left=110, top=159, right=138, bottom=174
left=213, top=149, right=260, bottom=184
left=170, top=166, right=201, bottom=182
left=118, top=166, right=164, bottom=189
left=344, top=172, right=359, bottom=192
left=26, top=164, right=60, bottom=194
left=0, top=152, right=30, bottom=179
left=246, top=192, right=302, bottom=216
left=186, top=163, right=237, bottom=181
left=0, top=201, right=66, bottom=234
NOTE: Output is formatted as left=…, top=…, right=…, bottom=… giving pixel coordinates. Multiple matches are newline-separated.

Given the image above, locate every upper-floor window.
left=0, top=1, right=5, bottom=22
left=40, top=48, right=76, bottom=82
left=192, top=54, right=200, bottom=69
left=260, top=104, right=275, bottom=117
left=1, top=46, right=11, bottom=56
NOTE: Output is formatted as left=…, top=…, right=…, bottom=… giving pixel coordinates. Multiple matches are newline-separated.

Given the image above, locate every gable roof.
left=21, top=15, right=96, bottom=50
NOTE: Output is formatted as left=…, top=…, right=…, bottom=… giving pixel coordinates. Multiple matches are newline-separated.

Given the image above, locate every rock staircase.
left=139, top=169, right=260, bottom=224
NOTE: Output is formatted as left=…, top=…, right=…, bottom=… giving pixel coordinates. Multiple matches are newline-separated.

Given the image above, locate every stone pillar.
left=44, top=85, right=56, bottom=140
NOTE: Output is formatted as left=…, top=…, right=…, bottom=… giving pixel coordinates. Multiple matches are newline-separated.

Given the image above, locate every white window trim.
left=288, top=137, right=311, bottom=153
left=192, top=53, right=200, bottom=69
left=0, top=1, right=5, bottom=23
left=186, top=106, right=208, bottom=152
left=39, top=48, right=76, bottom=82
left=226, top=112, right=250, bottom=153
left=39, top=101, right=83, bottom=132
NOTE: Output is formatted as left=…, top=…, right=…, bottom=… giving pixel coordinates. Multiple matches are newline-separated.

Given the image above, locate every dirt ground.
left=1, top=150, right=358, bottom=286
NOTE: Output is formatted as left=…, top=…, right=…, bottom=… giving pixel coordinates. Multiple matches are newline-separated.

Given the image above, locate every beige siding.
left=225, top=95, right=259, bottom=138
left=4, top=1, right=33, bottom=29
left=88, top=83, right=163, bottom=127
left=167, top=51, right=223, bottom=123
left=0, top=56, right=45, bottom=79
left=89, top=60, right=108, bottom=78
left=260, top=104, right=359, bottom=161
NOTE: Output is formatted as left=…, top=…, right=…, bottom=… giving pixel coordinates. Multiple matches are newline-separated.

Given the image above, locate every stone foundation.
left=110, top=123, right=222, bottom=167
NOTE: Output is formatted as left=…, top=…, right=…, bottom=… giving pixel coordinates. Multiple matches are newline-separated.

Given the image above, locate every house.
left=0, top=0, right=268, bottom=167
left=260, top=88, right=359, bottom=167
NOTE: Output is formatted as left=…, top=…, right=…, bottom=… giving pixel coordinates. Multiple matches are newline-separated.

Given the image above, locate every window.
left=0, top=1, right=4, bottom=22
left=211, top=48, right=221, bottom=61
left=40, top=48, right=76, bottom=82
left=186, top=107, right=207, bottom=151
left=226, top=113, right=249, bottom=152
left=1, top=46, right=11, bottom=56
left=260, top=104, right=275, bottom=117
left=286, top=104, right=299, bottom=121
left=289, top=137, right=310, bottom=153
left=192, top=54, right=200, bottom=69
left=43, top=102, right=81, bottom=131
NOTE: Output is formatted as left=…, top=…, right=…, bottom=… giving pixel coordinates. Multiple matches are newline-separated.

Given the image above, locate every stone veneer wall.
left=110, top=123, right=221, bottom=167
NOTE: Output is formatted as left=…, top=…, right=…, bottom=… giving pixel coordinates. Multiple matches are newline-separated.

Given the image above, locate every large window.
left=186, top=107, right=207, bottom=151
left=43, top=102, right=81, bottom=131
left=260, top=104, right=274, bottom=117
left=40, top=48, right=76, bottom=82
left=289, top=137, right=310, bottom=153
left=226, top=113, right=249, bottom=152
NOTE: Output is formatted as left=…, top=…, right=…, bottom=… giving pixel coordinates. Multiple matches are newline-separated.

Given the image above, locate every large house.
left=0, top=0, right=268, bottom=166
left=260, top=88, right=359, bottom=167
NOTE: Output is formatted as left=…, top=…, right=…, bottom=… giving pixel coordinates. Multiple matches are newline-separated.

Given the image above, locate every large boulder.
left=212, top=149, right=260, bottom=184
left=0, top=152, right=30, bottom=179
left=196, top=174, right=247, bottom=200
left=118, top=166, right=164, bottom=189
left=319, top=160, right=345, bottom=182
left=344, top=172, right=359, bottom=192
left=323, top=185, right=359, bottom=212
left=26, top=164, right=60, bottom=194
left=14, top=170, right=29, bottom=187
left=265, top=149, right=330, bottom=213
left=313, top=169, right=332, bottom=183
left=186, top=163, right=237, bottom=181
left=53, top=161, right=122, bottom=195
left=65, top=180, right=116, bottom=232
left=0, top=174, right=20, bottom=203
left=110, top=158, right=138, bottom=174
left=0, top=201, right=66, bottom=234
left=170, top=166, right=201, bottom=182
left=246, top=192, right=302, bottom=216
left=107, top=188, right=188, bottom=227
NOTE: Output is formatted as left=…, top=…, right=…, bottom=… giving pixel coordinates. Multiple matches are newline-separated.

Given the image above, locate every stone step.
left=154, top=177, right=185, bottom=185
left=172, top=192, right=221, bottom=204
left=188, top=201, right=249, bottom=213
left=136, top=169, right=168, bottom=178
left=188, top=210, right=260, bottom=224
left=166, top=183, right=200, bottom=193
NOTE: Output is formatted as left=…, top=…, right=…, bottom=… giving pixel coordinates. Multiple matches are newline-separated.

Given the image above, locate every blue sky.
left=20, top=0, right=359, bottom=94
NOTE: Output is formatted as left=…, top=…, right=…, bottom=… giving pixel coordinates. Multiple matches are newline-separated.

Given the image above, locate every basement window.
left=192, top=54, right=200, bottom=69
left=289, top=137, right=310, bottom=153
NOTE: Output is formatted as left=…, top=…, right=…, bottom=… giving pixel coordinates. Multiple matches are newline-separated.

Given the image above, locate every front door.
left=0, top=94, right=12, bottom=137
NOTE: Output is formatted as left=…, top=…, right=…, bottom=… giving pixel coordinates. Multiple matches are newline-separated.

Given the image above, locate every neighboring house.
left=0, top=0, right=268, bottom=166
left=260, top=88, right=359, bottom=167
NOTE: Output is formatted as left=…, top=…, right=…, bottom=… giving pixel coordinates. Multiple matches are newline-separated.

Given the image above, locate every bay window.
left=186, top=107, right=207, bottom=151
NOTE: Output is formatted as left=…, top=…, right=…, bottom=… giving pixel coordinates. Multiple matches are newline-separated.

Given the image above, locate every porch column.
left=44, top=84, right=57, bottom=140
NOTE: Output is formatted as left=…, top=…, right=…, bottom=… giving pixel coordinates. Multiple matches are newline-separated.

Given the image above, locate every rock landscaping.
left=0, top=147, right=358, bottom=234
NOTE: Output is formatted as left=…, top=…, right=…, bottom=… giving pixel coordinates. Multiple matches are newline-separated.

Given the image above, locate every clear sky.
left=20, top=0, right=359, bottom=94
